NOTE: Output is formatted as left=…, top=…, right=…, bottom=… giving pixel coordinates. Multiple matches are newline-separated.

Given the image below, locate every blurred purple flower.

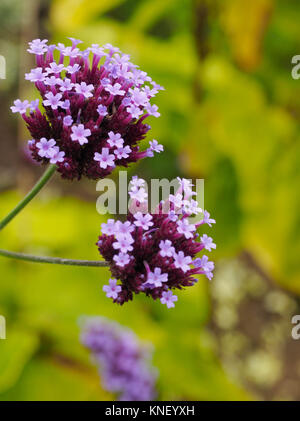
left=80, top=317, right=157, bottom=401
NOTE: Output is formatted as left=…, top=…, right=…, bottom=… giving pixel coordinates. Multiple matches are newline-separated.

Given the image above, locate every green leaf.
left=0, top=328, right=39, bottom=393
left=50, top=0, right=126, bottom=32
left=0, top=357, right=111, bottom=401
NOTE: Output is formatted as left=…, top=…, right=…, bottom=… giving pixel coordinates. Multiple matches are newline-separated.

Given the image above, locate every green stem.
left=0, top=164, right=109, bottom=268
left=0, top=248, right=108, bottom=267
left=0, top=164, right=57, bottom=231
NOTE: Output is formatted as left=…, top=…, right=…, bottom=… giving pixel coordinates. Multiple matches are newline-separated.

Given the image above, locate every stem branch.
left=0, top=248, right=108, bottom=267
left=0, top=164, right=108, bottom=268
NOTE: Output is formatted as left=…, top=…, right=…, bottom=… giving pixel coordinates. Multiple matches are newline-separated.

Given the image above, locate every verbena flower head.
left=12, top=38, right=164, bottom=180
left=97, top=177, right=216, bottom=307
left=80, top=317, right=157, bottom=401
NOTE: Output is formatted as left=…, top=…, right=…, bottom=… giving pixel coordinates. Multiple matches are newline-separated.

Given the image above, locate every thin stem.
left=0, top=164, right=108, bottom=268
left=0, top=248, right=108, bottom=267
left=0, top=164, right=57, bottom=231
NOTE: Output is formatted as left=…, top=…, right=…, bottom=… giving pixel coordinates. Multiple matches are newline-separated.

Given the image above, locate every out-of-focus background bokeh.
left=0, top=0, right=300, bottom=401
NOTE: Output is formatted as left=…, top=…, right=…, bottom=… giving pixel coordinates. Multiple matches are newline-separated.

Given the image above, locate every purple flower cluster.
left=98, top=177, right=216, bottom=308
left=11, top=38, right=164, bottom=180
left=80, top=317, right=157, bottom=401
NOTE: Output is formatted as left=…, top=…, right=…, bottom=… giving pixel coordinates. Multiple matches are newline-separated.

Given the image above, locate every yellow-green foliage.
left=0, top=193, right=249, bottom=400
left=0, top=0, right=299, bottom=400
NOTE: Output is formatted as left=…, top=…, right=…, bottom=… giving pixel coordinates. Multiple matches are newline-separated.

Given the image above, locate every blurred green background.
left=0, top=0, right=300, bottom=400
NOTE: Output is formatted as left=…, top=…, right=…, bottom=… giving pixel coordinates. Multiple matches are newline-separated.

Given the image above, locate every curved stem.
left=0, top=248, right=108, bottom=267
left=0, top=164, right=57, bottom=231
left=0, top=164, right=108, bottom=268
